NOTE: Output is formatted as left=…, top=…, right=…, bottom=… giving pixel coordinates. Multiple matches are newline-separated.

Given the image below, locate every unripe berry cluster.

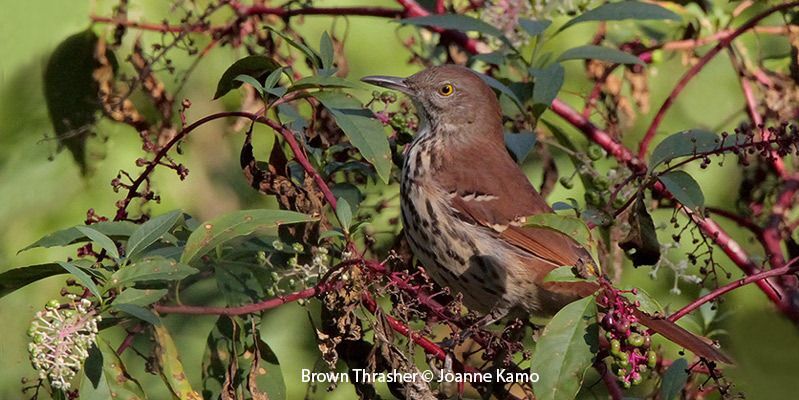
left=597, top=287, right=657, bottom=388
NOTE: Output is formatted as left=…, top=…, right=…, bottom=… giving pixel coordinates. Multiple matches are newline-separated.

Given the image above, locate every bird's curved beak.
left=361, top=75, right=412, bottom=95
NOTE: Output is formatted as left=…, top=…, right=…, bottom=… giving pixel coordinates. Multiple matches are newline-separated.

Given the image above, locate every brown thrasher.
left=362, top=65, right=730, bottom=363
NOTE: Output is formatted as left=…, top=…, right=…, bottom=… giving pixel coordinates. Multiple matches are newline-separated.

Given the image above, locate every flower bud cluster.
left=597, top=287, right=657, bottom=388
left=27, top=295, right=101, bottom=390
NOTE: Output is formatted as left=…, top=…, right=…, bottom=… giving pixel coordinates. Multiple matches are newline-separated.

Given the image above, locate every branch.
left=637, top=2, right=799, bottom=159
left=548, top=99, right=794, bottom=318
left=668, top=259, right=799, bottom=323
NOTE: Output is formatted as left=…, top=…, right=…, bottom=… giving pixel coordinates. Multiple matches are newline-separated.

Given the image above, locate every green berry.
left=46, top=299, right=60, bottom=309
left=587, top=145, right=603, bottom=161
left=647, top=350, right=657, bottom=368
left=559, top=176, right=574, bottom=189
left=585, top=191, right=601, bottom=206
left=627, top=333, right=645, bottom=347
left=610, top=339, right=621, bottom=355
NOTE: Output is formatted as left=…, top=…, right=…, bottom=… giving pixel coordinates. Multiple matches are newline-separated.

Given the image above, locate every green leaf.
left=263, top=67, right=288, bottom=96
left=44, top=29, right=116, bottom=173
left=320, top=31, right=335, bottom=70
left=619, top=196, right=661, bottom=267
left=658, top=171, right=705, bottom=212
left=531, top=63, right=565, bottom=108
left=0, top=263, right=66, bottom=299
left=504, top=131, right=537, bottom=164
left=543, top=266, right=597, bottom=283
left=251, top=336, right=287, bottom=400
left=234, top=74, right=266, bottom=96
left=648, top=129, right=719, bottom=168
left=479, top=74, right=523, bottom=111
left=76, top=226, right=120, bottom=260
left=621, top=287, right=665, bottom=315
left=519, top=18, right=552, bottom=37
left=525, top=214, right=593, bottom=251
left=558, top=45, right=643, bottom=65
left=560, top=1, right=680, bottom=31
left=660, top=358, right=689, bottom=400
left=336, top=198, right=353, bottom=232
left=58, top=261, right=103, bottom=300
left=181, top=209, right=315, bottom=264
left=22, top=221, right=137, bottom=252
left=266, top=27, right=322, bottom=68
left=531, top=296, right=598, bottom=400
left=154, top=324, right=202, bottom=400
left=287, top=75, right=355, bottom=92
left=127, top=210, right=182, bottom=261
left=113, top=288, right=168, bottom=307
left=399, top=14, right=513, bottom=47
left=314, top=92, right=392, bottom=184
left=113, top=303, right=161, bottom=325
left=213, top=55, right=279, bottom=99
left=111, top=256, right=197, bottom=287
left=80, top=338, right=146, bottom=400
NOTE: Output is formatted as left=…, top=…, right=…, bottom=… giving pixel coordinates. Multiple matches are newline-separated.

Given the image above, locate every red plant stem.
left=154, top=279, right=342, bottom=315
left=705, top=206, right=763, bottom=236
left=763, top=177, right=799, bottom=272
left=727, top=49, right=787, bottom=177
left=116, top=323, right=144, bottom=355
left=637, top=2, right=799, bottom=159
left=396, top=0, right=482, bottom=54
left=668, top=260, right=799, bottom=323
left=549, top=99, right=793, bottom=316
left=261, top=118, right=338, bottom=208
left=595, top=362, right=623, bottom=400
left=242, top=5, right=404, bottom=18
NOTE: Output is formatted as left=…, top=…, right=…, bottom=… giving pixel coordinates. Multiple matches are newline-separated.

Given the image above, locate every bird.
left=361, top=64, right=730, bottom=363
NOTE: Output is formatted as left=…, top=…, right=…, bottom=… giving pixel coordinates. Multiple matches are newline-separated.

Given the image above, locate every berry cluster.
left=597, top=287, right=657, bottom=388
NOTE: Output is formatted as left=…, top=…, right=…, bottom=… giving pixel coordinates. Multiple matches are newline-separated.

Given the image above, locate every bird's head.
left=362, top=65, right=502, bottom=138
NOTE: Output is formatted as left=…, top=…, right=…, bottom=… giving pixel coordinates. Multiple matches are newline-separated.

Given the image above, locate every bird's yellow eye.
left=438, top=83, right=454, bottom=96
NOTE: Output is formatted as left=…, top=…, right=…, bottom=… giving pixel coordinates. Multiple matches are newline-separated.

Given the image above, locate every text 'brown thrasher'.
left=362, top=65, right=730, bottom=363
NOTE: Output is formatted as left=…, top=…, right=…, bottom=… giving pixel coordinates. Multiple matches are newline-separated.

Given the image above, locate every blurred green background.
left=1, top=1, right=798, bottom=399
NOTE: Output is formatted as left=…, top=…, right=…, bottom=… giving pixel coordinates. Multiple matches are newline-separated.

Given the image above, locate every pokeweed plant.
left=3, top=1, right=799, bottom=399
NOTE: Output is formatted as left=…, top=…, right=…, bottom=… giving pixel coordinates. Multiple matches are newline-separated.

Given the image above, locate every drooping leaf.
left=619, top=196, right=661, bottom=267
left=22, top=221, right=137, bottom=252
left=154, top=324, right=202, bottom=400
left=266, top=27, right=322, bottom=68
left=519, top=18, right=552, bottom=37
left=648, top=129, right=719, bottom=168
left=399, top=14, right=513, bottom=47
left=504, top=131, right=537, bottom=164
left=113, top=288, right=168, bottom=307
left=250, top=335, right=287, bottom=400
left=234, top=74, right=266, bottom=97
left=113, top=303, right=161, bottom=325
left=213, top=55, right=280, bottom=99
left=111, top=256, right=197, bottom=287
left=44, top=29, right=117, bottom=173
left=660, top=358, right=689, bottom=400
left=558, top=45, right=643, bottom=65
left=659, top=171, right=705, bottom=212
left=287, top=75, right=355, bottom=92
left=479, top=73, right=523, bottom=111
left=201, top=316, right=237, bottom=399
left=181, top=210, right=315, bottom=265
left=126, top=210, right=182, bottom=261
left=543, top=266, right=597, bottom=283
left=560, top=1, right=681, bottom=31
left=58, top=261, right=103, bottom=300
left=621, top=287, right=665, bottom=315
left=336, top=197, right=353, bottom=232
left=313, top=92, right=392, bottom=184
left=75, top=226, right=120, bottom=260
left=531, top=296, right=598, bottom=400
left=0, top=263, right=66, bottom=299
left=80, top=338, right=146, bottom=400
left=530, top=63, right=565, bottom=114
